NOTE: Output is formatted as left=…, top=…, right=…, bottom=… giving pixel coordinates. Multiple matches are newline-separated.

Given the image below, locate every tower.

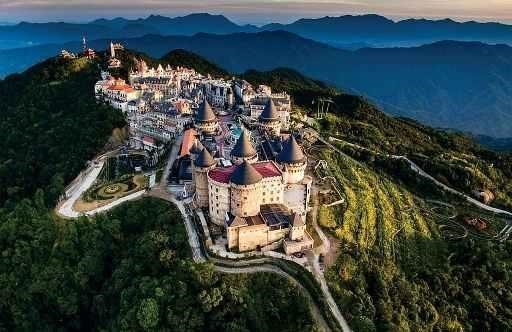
left=258, top=99, right=281, bottom=136
left=289, top=213, right=306, bottom=241
left=110, top=41, right=115, bottom=58
left=231, top=130, right=258, bottom=165
left=194, top=148, right=217, bottom=208
left=230, top=161, right=262, bottom=217
left=194, top=100, right=218, bottom=135
left=277, top=135, right=307, bottom=184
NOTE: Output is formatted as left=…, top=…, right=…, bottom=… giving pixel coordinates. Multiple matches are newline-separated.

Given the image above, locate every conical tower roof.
left=231, top=130, right=257, bottom=158
left=230, top=161, right=263, bottom=185
left=259, top=99, right=279, bottom=121
left=196, top=100, right=216, bottom=122
left=277, top=135, right=305, bottom=164
left=190, top=139, right=204, bottom=155
left=291, top=213, right=305, bottom=227
left=194, top=148, right=216, bottom=168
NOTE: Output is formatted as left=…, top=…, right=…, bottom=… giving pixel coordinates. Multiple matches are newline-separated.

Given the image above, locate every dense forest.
left=0, top=198, right=318, bottom=331
left=0, top=57, right=125, bottom=209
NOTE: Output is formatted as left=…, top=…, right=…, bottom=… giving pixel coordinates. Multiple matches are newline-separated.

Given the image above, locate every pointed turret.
left=231, top=130, right=257, bottom=164
left=190, top=139, right=204, bottom=155
left=194, top=148, right=216, bottom=168
left=291, top=213, right=305, bottom=227
left=195, top=100, right=217, bottom=123
left=230, top=161, right=263, bottom=186
left=277, top=135, right=305, bottom=164
left=259, top=99, right=279, bottom=122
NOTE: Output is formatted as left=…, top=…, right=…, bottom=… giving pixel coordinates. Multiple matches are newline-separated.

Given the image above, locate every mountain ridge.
left=4, top=13, right=512, bottom=51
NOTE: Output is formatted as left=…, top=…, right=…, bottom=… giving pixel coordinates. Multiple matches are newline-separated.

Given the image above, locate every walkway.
left=56, top=159, right=105, bottom=218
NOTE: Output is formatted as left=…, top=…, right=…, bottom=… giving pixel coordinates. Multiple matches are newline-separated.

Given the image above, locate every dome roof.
left=259, top=99, right=279, bottom=121
left=230, top=161, right=263, bottom=185
left=277, top=135, right=305, bottom=164
left=195, top=100, right=216, bottom=122
left=231, top=130, right=257, bottom=158
left=194, top=148, right=216, bottom=168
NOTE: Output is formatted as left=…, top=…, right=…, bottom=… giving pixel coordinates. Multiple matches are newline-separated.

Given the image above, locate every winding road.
left=323, top=135, right=512, bottom=217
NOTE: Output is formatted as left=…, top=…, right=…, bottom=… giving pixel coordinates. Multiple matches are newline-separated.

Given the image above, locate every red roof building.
left=208, top=161, right=282, bottom=184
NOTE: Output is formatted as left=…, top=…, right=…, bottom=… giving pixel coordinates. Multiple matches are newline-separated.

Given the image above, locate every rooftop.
left=208, top=160, right=282, bottom=184
left=194, top=148, right=217, bottom=168
left=259, top=99, right=279, bottom=122
left=195, top=100, right=217, bottom=123
left=277, top=135, right=306, bottom=164
left=231, top=130, right=257, bottom=158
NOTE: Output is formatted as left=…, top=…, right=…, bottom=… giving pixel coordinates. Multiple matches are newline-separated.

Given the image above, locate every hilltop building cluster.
left=94, top=52, right=313, bottom=255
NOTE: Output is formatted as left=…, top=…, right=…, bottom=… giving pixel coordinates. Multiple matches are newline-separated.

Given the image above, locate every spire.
left=190, top=139, right=204, bottom=155
left=230, top=161, right=263, bottom=185
left=291, top=213, right=305, bottom=227
left=259, top=99, right=279, bottom=121
left=231, top=130, right=257, bottom=158
left=195, top=100, right=217, bottom=122
left=194, top=148, right=216, bottom=168
left=277, top=135, right=305, bottom=164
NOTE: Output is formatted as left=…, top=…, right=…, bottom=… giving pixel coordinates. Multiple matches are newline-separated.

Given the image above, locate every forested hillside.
left=0, top=198, right=317, bottom=331
left=0, top=56, right=125, bottom=209
left=0, top=54, right=321, bottom=331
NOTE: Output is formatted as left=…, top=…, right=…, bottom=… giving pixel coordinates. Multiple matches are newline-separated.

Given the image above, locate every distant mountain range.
left=3, top=13, right=512, bottom=51
left=2, top=30, right=512, bottom=138
left=261, top=14, right=512, bottom=47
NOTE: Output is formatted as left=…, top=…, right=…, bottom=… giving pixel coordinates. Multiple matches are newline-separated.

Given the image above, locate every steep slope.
left=0, top=56, right=125, bottom=208
left=3, top=48, right=512, bottom=331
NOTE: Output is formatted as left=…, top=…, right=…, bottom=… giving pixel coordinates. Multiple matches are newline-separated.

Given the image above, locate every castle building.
left=258, top=99, right=281, bottom=136
left=194, top=100, right=218, bottom=135
left=197, top=132, right=313, bottom=253
left=230, top=130, right=258, bottom=165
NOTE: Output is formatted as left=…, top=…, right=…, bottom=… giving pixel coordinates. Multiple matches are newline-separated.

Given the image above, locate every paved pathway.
left=56, top=160, right=105, bottom=218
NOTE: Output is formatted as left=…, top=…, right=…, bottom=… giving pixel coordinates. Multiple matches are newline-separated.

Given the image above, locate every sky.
left=1, top=0, right=512, bottom=25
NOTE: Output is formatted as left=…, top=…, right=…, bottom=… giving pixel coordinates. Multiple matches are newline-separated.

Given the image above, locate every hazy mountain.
left=261, top=14, right=512, bottom=47
left=91, top=14, right=258, bottom=35
left=4, top=13, right=512, bottom=51
left=3, top=31, right=512, bottom=137
left=0, top=14, right=257, bottom=50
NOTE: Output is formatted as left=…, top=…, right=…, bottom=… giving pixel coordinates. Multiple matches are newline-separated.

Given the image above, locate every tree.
left=137, top=298, right=160, bottom=330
